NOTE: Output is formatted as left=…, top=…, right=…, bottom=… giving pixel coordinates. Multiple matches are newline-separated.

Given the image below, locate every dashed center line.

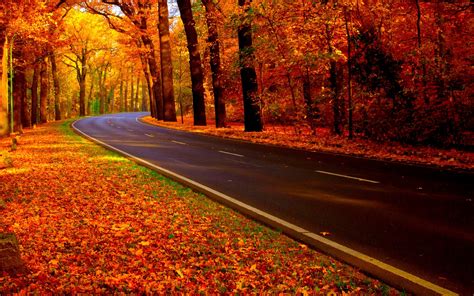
left=172, top=140, right=188, bottom=145
left=315, top=170, right=380, bottom=184
left=145, top=134, right=154, bottom=137
left=218, top=150, right=244, bottom=158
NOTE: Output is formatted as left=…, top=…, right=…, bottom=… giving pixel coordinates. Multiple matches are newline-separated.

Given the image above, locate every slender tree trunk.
left=238, top=0, right=262, bottom=132
left=135, top=76, right=140, bottom=112
left=130, top=69, right=134, bottom=112
left=124, top=74, right=129, bottom=112
left=138, top=48, right=154, bottom=116
left=326, top=23, right=342, bottom=135
left=87, top=75, right=94, bottom=115
left=344, top=8, right=353, bottom=139
left=31, top=62, right=39, bottom=125
left=50, top=52, right=61, bottom=120
left=177, top=0, right=207, bottom=126
left=79, top=49, right=87, bottom=116
left=39, top=58, right=48, bottom=124
left=158, top=0, right=177, bottom=121
left=141, top=35, right=163, bottom=120
left=99, top=69, right=107, bottom=114
left=202, top=0, right=226, bottom=128
left=119, top=77, right=124, bottom=112
left=13, top=66, right=25, bottom=133
left=141, top=80, right=147, bottom=111
left=415, top=0, right=428, bottom=105
left=21, top=71, right=30, bottom=128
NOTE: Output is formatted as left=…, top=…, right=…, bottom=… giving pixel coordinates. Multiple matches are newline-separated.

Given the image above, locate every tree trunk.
left=141, top=35, right=163, bottom=120
left=39, top=58, right=48, bottom=124
left=344, top=8, right=353, bottom=139
left=119, top=77, right=124, bottom=112
left=177, top=0, right=207, bottom=126
left=138, top=48, right=154, bottom=115
left=79, top=49, right=87, bottom=116
left=50, top=52, right=61, bottom=120
left=415, top=0, right=428, bottom=105
left=134, top=76, right=140, bottom=112
left=21, top=74, right=30, bottom=129
left=87, top=75, right=94, bottom=115
left=31, top=62, right=39, bottom=126
left=326, top=23, right=343, bottom=135
left=158, top=0, right=177, bottom=121
left=141, top=80, right=147, bottom=111
left=238, top=0, right=262, bottom=132
left=202, top=0, right=226, bottom=128
left=13, top=66, right=25, bottom=133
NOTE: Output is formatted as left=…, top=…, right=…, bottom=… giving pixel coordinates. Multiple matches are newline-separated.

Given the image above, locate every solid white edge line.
left=315, top=170, right=380, bottom=184
left=218, top=150, right=244, bottom=158
left=71, top=118, right=458, bottom=296
left=172, top=140, right=188, bottom=145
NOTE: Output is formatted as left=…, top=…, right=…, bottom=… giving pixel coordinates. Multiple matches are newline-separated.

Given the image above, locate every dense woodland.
left=0, top=0, right=472, bottom=146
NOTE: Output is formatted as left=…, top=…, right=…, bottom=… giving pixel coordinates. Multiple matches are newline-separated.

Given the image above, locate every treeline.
left=0, top=0, right=472, bottom=147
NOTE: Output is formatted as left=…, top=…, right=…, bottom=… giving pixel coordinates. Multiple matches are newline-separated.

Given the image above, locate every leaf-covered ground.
left=143, top=116, right=473, bottom=170
left=0, top=121, right=400, bottom=294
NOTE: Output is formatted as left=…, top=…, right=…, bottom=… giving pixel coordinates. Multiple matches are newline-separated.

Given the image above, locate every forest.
left=0, top=0, right=473, bottom=146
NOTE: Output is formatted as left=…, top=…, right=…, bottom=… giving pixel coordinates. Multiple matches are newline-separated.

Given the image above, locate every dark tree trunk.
left=202, top=0, right=226, bottom=128
left=303, top=68, right=318, bottom=134
left=119, top=78, right=124, bottom=112
left=20, top=71, right=30, bottom=128
left=78, top=49, right=87, bottom=117
left=177, top=0, right=207, bottom=126
left=138, top=47, right=154, bottom=116
left=344, top=8, right=353, bottom=139
left=141, top=35, right=163, bottom=120
left=13, top=66, right=25, bottom=133
left=50, top=52, right=61, bottom=120
left=31, top=63, right=39, bottom=125
left=326, top=24, right=343, bottom=135
left=124, top=74, right=129, bottom=112
left=141, top=80, right=147, bottom=111
left=238, top=0, right=262, bottom=132
left=134, top=76, right=140, bottom=112
left=415, top=0, right=428, bottom=105
left=39, top=58, right=48, bottom=124
left=158, top=0, right=177, bottom=121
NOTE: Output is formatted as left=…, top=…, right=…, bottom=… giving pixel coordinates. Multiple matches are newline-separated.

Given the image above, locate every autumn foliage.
left=0, top=0, right=472, bottom=147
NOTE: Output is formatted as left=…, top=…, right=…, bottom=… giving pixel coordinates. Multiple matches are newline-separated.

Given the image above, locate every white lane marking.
left=218, top=150, right=244, bottom=158
left=127, top=129, right=134, bottom=132
left=116, top=126, right=121, bottom=129
left=315, top=170, right=380, bottom=184
left=145, top=134, right=154, bottom=137
left=71, top=118, right=458, bottom=296
left=172, top=140, right=188, bottom=145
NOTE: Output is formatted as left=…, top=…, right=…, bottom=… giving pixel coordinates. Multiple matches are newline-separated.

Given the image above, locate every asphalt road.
left=74, top=112, right=474, bottom=295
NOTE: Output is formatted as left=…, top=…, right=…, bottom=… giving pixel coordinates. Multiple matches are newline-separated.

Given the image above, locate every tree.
left=177, top=0, right=207, bottom=126
left=238, top=0, right=262, bottom=132
left=158, top=0, right=177, bottom=121
left=202, top=0, right=226, bottom=128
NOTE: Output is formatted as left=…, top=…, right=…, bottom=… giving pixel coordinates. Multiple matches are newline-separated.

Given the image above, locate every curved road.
left=74, top=113, right=473, bottom=294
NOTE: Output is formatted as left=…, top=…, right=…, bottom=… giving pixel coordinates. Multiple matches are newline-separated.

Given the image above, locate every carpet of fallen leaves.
left=0, top=121, right=401, bottom=294
left=143, top=116, right=473, bottom=171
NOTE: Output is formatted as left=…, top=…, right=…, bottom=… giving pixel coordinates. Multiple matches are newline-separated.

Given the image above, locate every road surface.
left=74, top=112, right=473, bottom=294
